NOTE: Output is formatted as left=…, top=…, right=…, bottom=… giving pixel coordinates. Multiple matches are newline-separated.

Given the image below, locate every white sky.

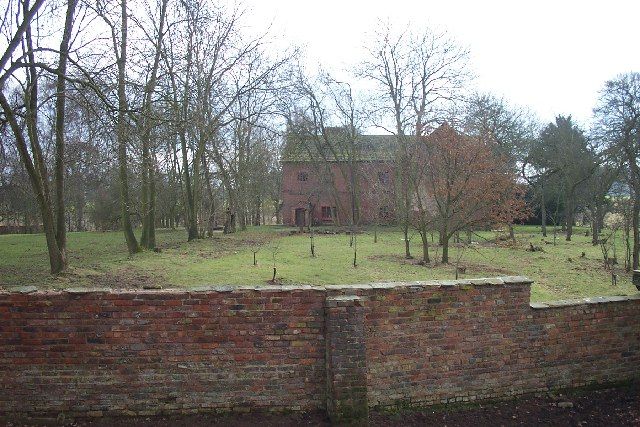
left=238, top=0, right=640, bottom=128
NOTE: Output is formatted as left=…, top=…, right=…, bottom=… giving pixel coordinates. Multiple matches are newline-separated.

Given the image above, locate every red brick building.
left=281, top=129, right=398, bottom=227
left=280, top=124, right=471, bottom=227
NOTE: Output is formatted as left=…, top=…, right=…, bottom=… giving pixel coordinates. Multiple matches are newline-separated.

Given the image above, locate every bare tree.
left=360, top=161, right=395, bottom=244
left=282, top=69, right=367, bottom=234
left=162, top=2, right=289, bottom=240
left=0, top=0, right=78, bottom=272
left=360, top=22, right=470, bottom=259
left=137, top=0, right=169, bottom=250
left=586, top=164, right=618, bottom=245
left=94, top=0, right=141, bottom=253
left=594, top=72, right=640, bottom=270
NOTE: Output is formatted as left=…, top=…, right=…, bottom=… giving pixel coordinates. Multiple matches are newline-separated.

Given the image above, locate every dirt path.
left=3, top=384, right=639, bottom=426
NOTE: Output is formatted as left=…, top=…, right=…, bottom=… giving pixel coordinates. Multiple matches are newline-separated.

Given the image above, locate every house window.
left=378, top=171, right=390, bottom=185
left=297, top=171, right=309, bottom=181
left=321, top=206, right=335, bottom=220
left=379, top=205, right=390, bottom=220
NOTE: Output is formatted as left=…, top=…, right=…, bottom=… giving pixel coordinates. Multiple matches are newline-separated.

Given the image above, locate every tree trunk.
left=140, top=149, right=150, bottom=246
left=565, top=199, right=574, bottom=242
left=224, top=188, right=237, bottom=234
left=253, top=197, right=261, bottom=226
left=591, top=204, right=600, bottom=246
left=140, top=144, right=156, bottom=248
left=420, top=228, right=430, bottom=264
left=43, top=215, right=65, bottom=273
left=202, top=154, right=217, bottom=236
left=0, top=0, right=75, bottom=274
left=181, top=135, right=198, bottom=241
left=310, top=229, right=315, bottom=257
left=116, top=0, right=140, bottom=254
left=403, top=225, right=411, bottom=259
left=75, top=195, right=84, bottom=231
left=139, top=0, right=166, bottom=249
left=0, top=93, right=66, bottom=273
left=174, top=23, right=197, bottom=242
left=540, top=188, right=547, bottom=237
left=225, top=210, right=236, bottom=234
left=147, top=161, right=156, bottom=246
left=274, top=201, right=281, bottom=224
left=441, top=233, right=450, bottom=264
left=52, top=0, right=76, bottom=264
left=633, top=197, right=639, bottom=270
left=349, top=162, right=359, bottom=227
left=352, top=234, right=357, bottom=267
left=0, top=0, right=46, bottom=73
left=624, top=215, right=632, bottom=271
left=239, top=208, right=247, bottom=231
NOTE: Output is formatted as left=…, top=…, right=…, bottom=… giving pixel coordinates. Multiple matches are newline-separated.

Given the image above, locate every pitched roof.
left=281, top=123, right=461, bottom=162
left=282, top=129, right=397, bottom=162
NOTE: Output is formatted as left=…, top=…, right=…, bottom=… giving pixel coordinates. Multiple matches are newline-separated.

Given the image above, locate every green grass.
left=0, top=225, right=637, bottom=302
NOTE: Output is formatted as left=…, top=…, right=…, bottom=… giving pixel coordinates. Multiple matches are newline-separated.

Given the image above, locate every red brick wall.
left=1, top=280, right=638, bottom=417
left=363, top=280, right=640, bottom=407
left=281, top=161, right=395, bottom=226
left=325, top=295, right=369, bottom=421
left=0, top=288, right=326, bottom=416
left=365, top=280, right=532, bottom=405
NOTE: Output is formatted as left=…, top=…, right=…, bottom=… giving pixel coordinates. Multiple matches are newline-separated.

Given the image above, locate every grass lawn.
left=0, top=225, right=637, bottom=302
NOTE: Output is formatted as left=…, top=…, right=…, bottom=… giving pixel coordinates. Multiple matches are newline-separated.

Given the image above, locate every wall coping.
left=530, top=294, right=640, bottom=309
left=2, top=276, right=533, bottom=296
left=4, top=277, right=639, bottom=310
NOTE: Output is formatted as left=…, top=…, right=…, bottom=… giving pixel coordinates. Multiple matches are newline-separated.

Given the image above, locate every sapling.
left=600, top=227, right=619, bottom=270
left=353, top=232, right=357, bottom=267
left=454, top=243, right=467, bottom=279
left=270, top=243, right=280, bottom=282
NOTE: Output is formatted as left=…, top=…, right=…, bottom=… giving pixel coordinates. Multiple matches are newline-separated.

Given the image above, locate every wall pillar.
left=324, top=295, right=368, bottom=423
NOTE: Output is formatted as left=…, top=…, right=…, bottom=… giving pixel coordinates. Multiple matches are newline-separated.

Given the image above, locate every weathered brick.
left=0, top=279, right=637, bottom=418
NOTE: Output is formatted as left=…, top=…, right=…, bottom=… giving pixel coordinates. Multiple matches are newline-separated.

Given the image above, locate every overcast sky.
left=237, top=0, right=640, bottom=128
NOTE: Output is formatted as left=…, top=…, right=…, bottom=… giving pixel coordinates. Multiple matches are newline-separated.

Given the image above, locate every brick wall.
left=363, top=279, right=640, bottom=407
left=0, top=287, right=326, bottom=416
left=1, top=279, right=638, bottom=420
left=281, top=161, right=395, bottom=226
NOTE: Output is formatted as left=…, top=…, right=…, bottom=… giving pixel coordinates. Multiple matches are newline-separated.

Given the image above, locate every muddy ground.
left=3, top=384, right=639, bottom=426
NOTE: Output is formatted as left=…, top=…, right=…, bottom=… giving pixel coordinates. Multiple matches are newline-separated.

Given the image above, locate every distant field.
left=0, top=225, right=636, bottom=302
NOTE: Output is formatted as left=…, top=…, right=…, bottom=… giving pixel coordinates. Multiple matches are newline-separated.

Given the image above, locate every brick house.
left=280, top=128, right=398, bottom=227
left=280, top=124, right=465, bottom=227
